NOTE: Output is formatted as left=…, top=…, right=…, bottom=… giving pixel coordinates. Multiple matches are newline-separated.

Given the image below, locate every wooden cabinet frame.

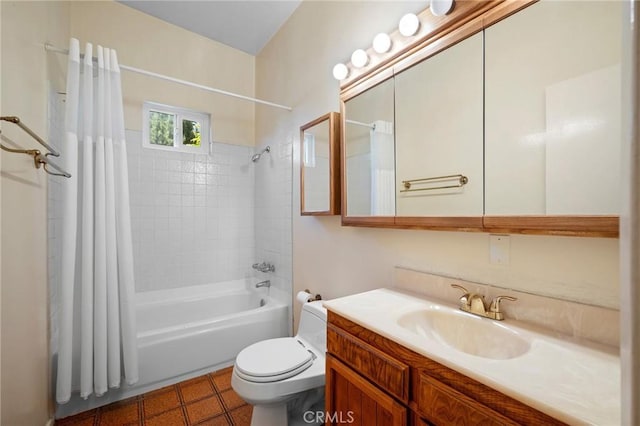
left=339, top=0, right=619, bottom=237
left=300, top=112, right=341, bottom=215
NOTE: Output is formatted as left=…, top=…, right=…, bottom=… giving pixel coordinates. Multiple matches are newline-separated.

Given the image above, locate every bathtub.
left=56, top=279, right=287, bottom=418
left=136, top=279, right=289, bottom=387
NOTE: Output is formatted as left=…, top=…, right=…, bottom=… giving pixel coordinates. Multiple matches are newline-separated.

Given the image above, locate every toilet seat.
left=235, top=338, right=315, bottom=383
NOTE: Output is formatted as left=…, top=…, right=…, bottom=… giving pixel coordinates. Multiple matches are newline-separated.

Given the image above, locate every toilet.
left=231, top=300, right=327, bottom=426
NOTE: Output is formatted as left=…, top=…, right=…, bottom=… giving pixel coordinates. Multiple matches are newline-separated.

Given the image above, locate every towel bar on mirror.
left=400, top=174, right=468, bottom=193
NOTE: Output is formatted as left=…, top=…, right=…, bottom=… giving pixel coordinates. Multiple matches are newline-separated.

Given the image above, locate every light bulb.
left=332, top=63, right=349, bottom=80
left=399, top=13, right=420, bottom=37
left=351, top=49, right=369, bottom=68
left=373, top=33, right=392, bottom=54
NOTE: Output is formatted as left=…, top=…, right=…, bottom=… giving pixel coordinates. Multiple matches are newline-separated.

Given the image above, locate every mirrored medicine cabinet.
left=300, top=112, right=341, bottom=215
left=340, top=0, right=621, bottom=237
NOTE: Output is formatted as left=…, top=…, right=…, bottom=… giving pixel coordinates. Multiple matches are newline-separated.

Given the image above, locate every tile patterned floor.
left=56, top=367, right=253, bottom=426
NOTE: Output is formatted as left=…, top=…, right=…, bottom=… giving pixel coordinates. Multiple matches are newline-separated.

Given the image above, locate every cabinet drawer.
left=327, top=325, right=409, bottom=402
left=416, top=372, right=519, bottom=426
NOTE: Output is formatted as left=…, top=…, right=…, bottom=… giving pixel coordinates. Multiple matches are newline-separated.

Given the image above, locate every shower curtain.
left=56, top=38, right=138, bottom=404
left=370, top=120, right=395, bottom=215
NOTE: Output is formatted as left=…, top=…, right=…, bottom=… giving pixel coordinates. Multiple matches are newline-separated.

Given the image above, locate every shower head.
left=251, top=145, right=271, bottom=162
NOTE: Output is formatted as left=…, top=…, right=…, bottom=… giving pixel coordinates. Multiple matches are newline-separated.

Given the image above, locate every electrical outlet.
left=489, top=234, right=510, bottom=265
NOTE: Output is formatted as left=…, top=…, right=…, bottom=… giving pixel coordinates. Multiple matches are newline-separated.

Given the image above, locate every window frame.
left=142, top=101, right=211, bottom=154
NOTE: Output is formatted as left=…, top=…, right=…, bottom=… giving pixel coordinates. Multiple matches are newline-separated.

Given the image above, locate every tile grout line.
left=173, top=382, right=191, bottom=426
left=209, top=371, right=236, bottom=425
left=208, top=373, right=233, bottom=425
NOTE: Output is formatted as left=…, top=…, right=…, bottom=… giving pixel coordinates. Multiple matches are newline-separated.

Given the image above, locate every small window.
left=142, top=102, right=210, bottom=154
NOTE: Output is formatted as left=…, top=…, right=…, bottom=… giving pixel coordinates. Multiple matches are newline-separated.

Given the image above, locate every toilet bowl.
left=232, top=300, right=327, bottom=426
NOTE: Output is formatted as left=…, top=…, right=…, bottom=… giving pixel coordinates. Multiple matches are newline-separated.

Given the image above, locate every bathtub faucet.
left=252, top=262, right=275, bottom=273
left=255, top=280, right=271, bottom=288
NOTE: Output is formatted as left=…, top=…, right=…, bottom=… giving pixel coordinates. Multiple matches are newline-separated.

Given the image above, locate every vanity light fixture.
left=332, top=63, right=349, bottom=80
left=399, top=13, right=420, bottom=37
left=373, top=33, right=392, bottom=54
left=430, top=0, right=454, bottom=17
left=351, top=49, right=369, bottom=68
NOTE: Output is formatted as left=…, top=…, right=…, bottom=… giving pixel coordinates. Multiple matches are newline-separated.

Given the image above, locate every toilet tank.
left=296, top=301, right=327, bottom=353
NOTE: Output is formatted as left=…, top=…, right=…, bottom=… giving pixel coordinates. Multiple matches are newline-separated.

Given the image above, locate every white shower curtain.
left=370, top=120, right=395, bottom=215
left=56, top=38, right=138, bottom=404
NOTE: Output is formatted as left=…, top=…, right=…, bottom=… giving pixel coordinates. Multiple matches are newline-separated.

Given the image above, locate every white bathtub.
left=56, top=279, right=288, bottom=419
left=136, top=279, right=289, bottom=387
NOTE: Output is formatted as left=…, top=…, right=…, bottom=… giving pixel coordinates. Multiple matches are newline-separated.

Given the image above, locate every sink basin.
left=397, top=308, right=531, bottom=360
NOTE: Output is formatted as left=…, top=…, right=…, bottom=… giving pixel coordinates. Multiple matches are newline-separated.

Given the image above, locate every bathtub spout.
left=255, top=280, right=271, bottom=288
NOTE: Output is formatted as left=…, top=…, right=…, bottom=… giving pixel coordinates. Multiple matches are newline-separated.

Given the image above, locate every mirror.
left=300, top=112, right=340, bottom=215
left=484, top=0, right=622, bottom=216
left=339, top=0, right=619, bottom=236
left=343, top=77, right=395, bottom=217
left=395, top=33, right=483, bottom=217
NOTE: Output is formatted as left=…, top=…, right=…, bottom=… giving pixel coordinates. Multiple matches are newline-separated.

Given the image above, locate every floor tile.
left=57, top=371, right=253, bottom=426
left=185, top=395, right=225, bottom=424
left=144, top=407, right=186, bottom=426
left=143, top=388, right=181, bottom=417
left=56, top=414, right=97, bottom=426
left=98, top=401, right=140, bottom=425
left=193, top=414, right=232, bottom=426
left=211, top=372, right=232, bottom=392
left=179, top=377, right=215, bottom=403
left=229, top=405, right=253, bottom=426
left=219, top=390, right=246, bottom=411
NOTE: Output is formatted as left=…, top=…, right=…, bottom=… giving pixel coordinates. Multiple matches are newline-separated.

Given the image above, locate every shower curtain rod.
left=44, top=43, right=293, bottom=112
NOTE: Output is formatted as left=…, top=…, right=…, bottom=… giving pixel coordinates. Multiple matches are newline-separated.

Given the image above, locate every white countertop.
left=323, top=288, right=620, bottom=426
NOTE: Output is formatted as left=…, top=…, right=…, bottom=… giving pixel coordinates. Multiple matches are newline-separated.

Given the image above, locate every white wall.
left=1, top=2, right=69, bottom=424
left=69, top=1, right=256, bottom=147
left=256, top=1, right=620, bottom=330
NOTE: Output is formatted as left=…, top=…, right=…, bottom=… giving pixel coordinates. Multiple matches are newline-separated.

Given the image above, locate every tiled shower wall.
left=126, top=130, right=256, bottom=292
left=253, top=139, right=292, bottom=305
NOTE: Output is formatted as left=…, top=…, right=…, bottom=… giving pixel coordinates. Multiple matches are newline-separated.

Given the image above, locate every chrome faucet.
left=255, top=280, right=271, bottom=288
left=451, top=284, right=516, bottom=321
left=252, top=262, right=275, bottom=273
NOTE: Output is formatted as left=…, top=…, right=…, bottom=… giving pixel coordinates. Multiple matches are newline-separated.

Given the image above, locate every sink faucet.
left=255, top=280, right=271, bottom=288
left=451, top=284, right=516, bottom=321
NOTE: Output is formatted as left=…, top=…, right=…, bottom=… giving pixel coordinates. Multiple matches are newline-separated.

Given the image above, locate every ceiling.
left=119, top=0, right=302, bottom=56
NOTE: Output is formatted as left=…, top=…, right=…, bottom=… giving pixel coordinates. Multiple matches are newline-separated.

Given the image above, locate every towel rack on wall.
left=0, top=116, right=71, bottom=178
left=400, top=174, right=468, bottom=193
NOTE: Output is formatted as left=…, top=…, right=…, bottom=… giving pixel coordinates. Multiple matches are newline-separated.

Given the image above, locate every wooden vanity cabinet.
left=325, top=311, right=565, bottom=426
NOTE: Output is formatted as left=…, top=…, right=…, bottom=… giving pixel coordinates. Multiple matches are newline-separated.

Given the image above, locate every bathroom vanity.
left=323, top=289, right=619, bottom=425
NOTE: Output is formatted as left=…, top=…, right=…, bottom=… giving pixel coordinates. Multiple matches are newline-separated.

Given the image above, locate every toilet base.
left=251, top=404, right=287, bottom=426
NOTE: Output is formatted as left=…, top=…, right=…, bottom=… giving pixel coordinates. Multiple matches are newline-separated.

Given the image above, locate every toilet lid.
left=235, top=338, right=314, bottom=381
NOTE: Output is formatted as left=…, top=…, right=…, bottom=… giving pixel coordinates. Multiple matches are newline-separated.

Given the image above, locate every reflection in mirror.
left=344, top=78, right=395, bottom=216
left=300, top=112, right=340, bottom=215
left=395, top=32, right=483, bottom=217
left=485, top=0, right=622, bottom=215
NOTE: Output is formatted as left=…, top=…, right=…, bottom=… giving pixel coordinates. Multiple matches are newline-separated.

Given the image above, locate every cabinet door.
left=394, top=32, right=483, bottom=217
left=326, top=355, right=407, bottom=426
left=485, top=0, right=622, bottom=216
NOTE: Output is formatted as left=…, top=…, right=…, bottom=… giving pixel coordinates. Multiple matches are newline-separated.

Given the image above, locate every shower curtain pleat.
left=103, top=48, right=123, bottom=390
left=93, top=46, right=108, bottom=398
left=111, top=49, right=139, bottom=385
left=57, top=38, right=80, bottom=405
left=80, top=43, right=95, bottom=400
left=56, top=38, right=138, bottom=404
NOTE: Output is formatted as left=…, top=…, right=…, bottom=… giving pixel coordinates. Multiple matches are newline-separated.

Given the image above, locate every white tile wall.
left=254, top=138, right=293, bottom=306
left=126, top=130, right=256, bottom=292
